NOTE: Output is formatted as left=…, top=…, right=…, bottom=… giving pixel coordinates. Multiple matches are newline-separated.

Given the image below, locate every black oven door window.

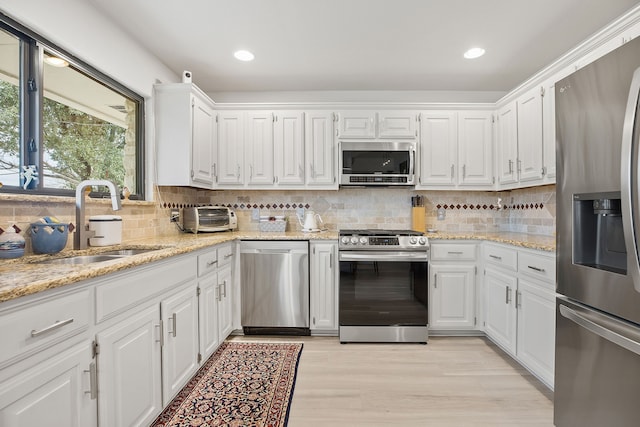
left=339, top=260, right=428, bottom=326
left=342, top=151, right=410, bottom=174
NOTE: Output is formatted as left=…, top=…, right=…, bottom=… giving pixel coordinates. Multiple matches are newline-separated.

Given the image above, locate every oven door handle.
left=339, top=252, right=428, bottom=262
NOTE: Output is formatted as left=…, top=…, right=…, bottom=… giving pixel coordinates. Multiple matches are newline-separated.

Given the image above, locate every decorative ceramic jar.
left=30, top=222, right=72, bottom=254
left=0, top=224, right=26, bottom=259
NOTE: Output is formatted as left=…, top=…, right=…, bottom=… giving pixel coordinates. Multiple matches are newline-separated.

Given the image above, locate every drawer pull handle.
left=527, top=265, right=546, bottom=273
left=447, top=251, right=464, bottom=255
left=30, top=318, right=74, bottom=337
left=223, top=253, right=233, bottom=259
left=489, top=254, right=502, bottom=260
left=206, top=260, right=218, bottom=267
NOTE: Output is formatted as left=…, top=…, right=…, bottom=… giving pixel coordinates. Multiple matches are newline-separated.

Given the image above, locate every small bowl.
left=30, top=223, right=71, bottom=254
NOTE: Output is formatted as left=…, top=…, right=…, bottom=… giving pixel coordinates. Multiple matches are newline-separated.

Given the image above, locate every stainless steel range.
left=338, top=229, right=429, bottom=343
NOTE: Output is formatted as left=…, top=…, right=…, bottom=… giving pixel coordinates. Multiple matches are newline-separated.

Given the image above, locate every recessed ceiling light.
left=234, top=50, right=255, bottom=61
left=464, top=47, right=486, bottom=59
left=43, top=55, right=69, bottom=67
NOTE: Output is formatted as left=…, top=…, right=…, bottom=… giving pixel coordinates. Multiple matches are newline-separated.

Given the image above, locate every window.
left=0, top=16, right=144, bottom=198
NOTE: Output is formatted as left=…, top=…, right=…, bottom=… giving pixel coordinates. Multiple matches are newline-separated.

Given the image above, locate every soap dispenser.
left=0, top=224, right=26, bottom=259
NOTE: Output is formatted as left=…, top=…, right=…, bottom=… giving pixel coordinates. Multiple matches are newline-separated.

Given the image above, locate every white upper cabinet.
left=417, top=111, right=458, bottom=187
left=378, top=111, right=418, bottom=138
left=155, top=83, right=217, bottom=189
left=516, top=87, right=544, bottom=183
left=191, top=93, right=217, bottom=186
left=457, top=111, right=494, bottom=187
left=495, top=101, right=518, bottom=186
left=335, top=111, right=417, bottom=139
left=305, top=111, right=337, bottom=188
left=217, top=110, right=336, bottom=190
left=217, top=111, right=245, bottom=186
left=335, top=111, right=376, bottom=138
left=495, top=85, right=551, bottom=190
left=417, top=110, right=492, bottom=189
left=541, top=79, right=557, bottom=181
left=274, top=111, right=305, bottom=187
left=245, top=112, right=275, bottom=185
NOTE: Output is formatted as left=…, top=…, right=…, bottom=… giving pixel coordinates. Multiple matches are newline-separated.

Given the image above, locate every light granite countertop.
left=0, top=230, right=337, bottom=304
left=427, top=231, right=556, bottom=252
left=0, top=229, right=554, bottom=304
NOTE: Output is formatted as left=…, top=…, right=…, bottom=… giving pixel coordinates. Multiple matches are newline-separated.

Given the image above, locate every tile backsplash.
left=0, top=184, right=555, bottom=254
left=190, top=185, right=556, bottom=236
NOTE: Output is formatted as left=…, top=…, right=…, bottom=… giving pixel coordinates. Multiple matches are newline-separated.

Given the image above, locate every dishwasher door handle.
left=255, top=249, right=292, bottom=254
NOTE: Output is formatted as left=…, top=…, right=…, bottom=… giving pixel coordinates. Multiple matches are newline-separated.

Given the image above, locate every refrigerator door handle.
left=621, top=67, right=640, bottom=293
left=559, top=304, right=640, bottom=357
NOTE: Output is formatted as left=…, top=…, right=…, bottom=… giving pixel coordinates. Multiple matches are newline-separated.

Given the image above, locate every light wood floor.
left=229, top=335, right=554, bottom=427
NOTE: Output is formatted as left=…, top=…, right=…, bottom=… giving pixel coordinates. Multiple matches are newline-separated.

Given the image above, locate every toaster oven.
left=181, top=206, right=237, bottom=233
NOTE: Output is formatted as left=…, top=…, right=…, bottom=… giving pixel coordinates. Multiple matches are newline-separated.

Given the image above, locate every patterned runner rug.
left=151, top=341, right=303, bottom=427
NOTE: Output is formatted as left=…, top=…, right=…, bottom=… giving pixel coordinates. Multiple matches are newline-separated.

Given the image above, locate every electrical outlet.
left=296, top=207, right=305, bottom=219
left=170, top=209, right=180, bottom=223
left=437, top=207, right=446, bottom=221
left=251, top=208, right=260, bottom=221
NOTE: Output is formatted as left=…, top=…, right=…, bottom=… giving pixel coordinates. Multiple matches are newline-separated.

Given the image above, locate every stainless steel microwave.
left=340, top=141, right=416, bottom=186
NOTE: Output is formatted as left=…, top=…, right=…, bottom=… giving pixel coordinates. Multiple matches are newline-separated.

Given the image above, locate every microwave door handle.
left=621, top=67, right=640, bottom=293
left=411, top=149, right=416, bottom=175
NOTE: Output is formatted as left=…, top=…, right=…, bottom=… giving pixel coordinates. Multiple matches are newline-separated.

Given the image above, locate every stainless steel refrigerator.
left=555, top=35, right=640, bottom=426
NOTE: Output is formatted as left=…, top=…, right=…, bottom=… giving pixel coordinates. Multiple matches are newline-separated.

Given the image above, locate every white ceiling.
left=89, top=0, right=639, bottom=97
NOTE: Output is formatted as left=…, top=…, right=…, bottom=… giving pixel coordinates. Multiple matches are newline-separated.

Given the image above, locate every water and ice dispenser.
left=573, top=192, right=627, bottom=275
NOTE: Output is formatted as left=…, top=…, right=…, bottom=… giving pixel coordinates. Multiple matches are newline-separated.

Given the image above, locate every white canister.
left=88, top=215, right=122, bottom=246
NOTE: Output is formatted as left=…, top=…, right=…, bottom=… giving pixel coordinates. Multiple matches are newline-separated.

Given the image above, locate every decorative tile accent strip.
left=434, top=203, right=544, bottom=211
left=161, top=201, right=311, bottom=210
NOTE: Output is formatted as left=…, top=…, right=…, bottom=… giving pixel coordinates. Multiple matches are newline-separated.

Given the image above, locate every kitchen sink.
left=36, top=247, right=168, bottom=265
left=39, top=254, right=126, bottom=265
left=99, top=248, right=161, bottom=256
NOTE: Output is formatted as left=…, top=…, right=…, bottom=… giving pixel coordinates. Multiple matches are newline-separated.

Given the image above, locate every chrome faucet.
left=74, top=179, right=122, bottom=250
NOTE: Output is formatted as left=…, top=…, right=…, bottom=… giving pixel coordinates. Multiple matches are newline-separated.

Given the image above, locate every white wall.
left=0, top=0, right=178, bottom=96
left=1, top=0, right=181, bottom=199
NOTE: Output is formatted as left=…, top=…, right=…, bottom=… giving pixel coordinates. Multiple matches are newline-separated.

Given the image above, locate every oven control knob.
left=418, top=237, right=427, bottom=245
left=350, top=237, right=359, bottom=245
left=409, top=237, right=418, bottom=244
left=341, top=236, right=350, bottom=245
left=359, top=237, right=368, bottom=245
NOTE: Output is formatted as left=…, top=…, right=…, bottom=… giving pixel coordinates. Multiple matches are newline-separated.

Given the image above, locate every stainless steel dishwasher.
left=240, top=240, right=310, bottom=335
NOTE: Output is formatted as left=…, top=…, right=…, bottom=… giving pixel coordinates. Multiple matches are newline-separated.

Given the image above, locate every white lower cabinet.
left=482, top=243, right=556, bottom=388
left=198, top=272, right=220, bottom=360
left=310, top=241, right=338, bottom=333
left=0, top=242, right=237, bottom=427
left=97, top=305, right=163, bottom=427
left=217, top=264, right=234, bottom=339
left=0, top=341, right=97, bottom=427
left=515, top=277, right=556, bottom=387
left=160, top=285, right=200, bottom=405
left=483, top=266, right=518, bottom=354
left=430, top=264, right=476, bottom=330
left=428, top=242, right=478, bottom=331
left=197, top=244, right=235, bottom=362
